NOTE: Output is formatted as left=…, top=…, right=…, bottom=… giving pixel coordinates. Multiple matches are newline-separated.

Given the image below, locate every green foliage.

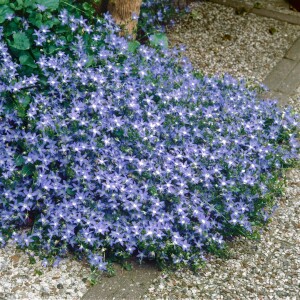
left=0, top=5, right=13, bottom=23
left=128, top=40, right=140, bottom=53
left=87, top=269, right=102, bottom=285
left=149, top=33, right=168, bottom=49
left=34, top=268, right=43, bottom=276
left=11, top=32, right=31, bottom=50
left=207, top=241, right=231, bottom=259
left=36, top=0, right=59, bottom=10
left=0, top=0, right=96, bottom=76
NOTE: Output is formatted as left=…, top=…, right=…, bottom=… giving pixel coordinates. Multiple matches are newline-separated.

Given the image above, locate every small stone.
left=10, top=255, right=20, bottom=264
left=57, top=283, right=64, bottom=289
left=276, top=291, right=289, bottom=297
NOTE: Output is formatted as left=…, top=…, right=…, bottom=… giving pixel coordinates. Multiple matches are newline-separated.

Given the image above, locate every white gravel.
left=0, top=243, right=90, bottom=300
left=168, top=1, right=300, bottom=82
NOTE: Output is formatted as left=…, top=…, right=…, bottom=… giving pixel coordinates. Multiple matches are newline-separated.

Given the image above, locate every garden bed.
left=0, top=1, right=299, bottom=299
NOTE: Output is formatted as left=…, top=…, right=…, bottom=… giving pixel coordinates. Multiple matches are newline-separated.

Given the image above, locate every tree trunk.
left=173, top=0, right=193, bottom=10
left=107, top=0, right=142, bottom=38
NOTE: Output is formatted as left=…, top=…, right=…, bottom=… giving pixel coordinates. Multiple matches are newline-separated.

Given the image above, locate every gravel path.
left=168, top=1, right=300, bottom=82
left=143, top=2, right=300, bottom=299
left=0, top=243, right=90, bottom=300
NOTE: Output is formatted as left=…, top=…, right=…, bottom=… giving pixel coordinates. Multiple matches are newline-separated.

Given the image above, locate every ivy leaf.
left=11, top=32, right=30, bottom=50
left=0, top=5, right=13, bottom=23
left=36, top=0, right=59, bottom=11
left=149, top=33, right=168, bottom=49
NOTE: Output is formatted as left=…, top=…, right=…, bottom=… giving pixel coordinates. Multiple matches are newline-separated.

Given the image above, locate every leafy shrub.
left=0, top=0, right=185, bottom=74
left=0, top=9, right=299, bottom=271
left=0, top=0, right=96, bottom=76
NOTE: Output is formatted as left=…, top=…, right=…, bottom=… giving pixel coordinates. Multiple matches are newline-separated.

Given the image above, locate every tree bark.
left=173, top=0, right=192, bottom=10
left=107, top=0, right=142, bottom=38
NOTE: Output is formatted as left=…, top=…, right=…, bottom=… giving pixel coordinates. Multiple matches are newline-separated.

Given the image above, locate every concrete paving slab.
left=81, top=260, right=160, bottom=300
left=263, top=58, right=297, bottom=91
left=261, top=90, right=289, bottom=107
left=252, top=7, right=300, bottom=25
left=285, top=37, right=300, bottom=61
left=277, top=61, right=300, bottom=94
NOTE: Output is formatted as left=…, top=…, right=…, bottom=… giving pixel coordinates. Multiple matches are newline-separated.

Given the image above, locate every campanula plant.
left=0, top=9, right=299, bottom=272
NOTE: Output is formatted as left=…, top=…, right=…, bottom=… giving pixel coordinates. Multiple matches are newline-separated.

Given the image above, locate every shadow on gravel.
left=81, top=260, right=160, bottom=300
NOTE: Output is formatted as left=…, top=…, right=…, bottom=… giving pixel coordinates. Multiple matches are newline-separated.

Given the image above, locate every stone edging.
left=263, top=37, right=300, bottom=105
left=208, top=0, right=300, bottom=25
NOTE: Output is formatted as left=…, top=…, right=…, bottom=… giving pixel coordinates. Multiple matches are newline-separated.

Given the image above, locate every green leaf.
left=149, top=33, right=168, bottom=49
left=29, top=256, right=36, bottom=264
left=15, top=155, right=25, bottom=167
left=31, top=48, right=41, bottom=60
left=4, top=19, right=19, bottom=36
left=86, top=55, right=94, bottom=67
left=21, top=164, right=35, bottom=176
left=66, top=188, right=76, bottom=196
left=128, top=40, right=140, bottom=53
left=83, top=2, right=92, bottom=10
left=47, top=45, right=58, bottom=55
left=29, top=12, right=43, bottom=27
left=66, top=34, right=73, bottom=42
left=20, top=95, right=32, bottom=107
left=11, top=32, right=30, bottom=50
left=13, top=0, right=24, bottom=10
left=24, top=0, right=35, bottom=7
left=19, top=53, right=37, bottom=68
left=55, top=26, right=68, bottom=34
left=36, top=0, right=59, bottom=10
left=44, top=17, right=59, bottom=28
left=0, top=5, right=13, bottom=23
left=0, top=0, right=9, bottom=4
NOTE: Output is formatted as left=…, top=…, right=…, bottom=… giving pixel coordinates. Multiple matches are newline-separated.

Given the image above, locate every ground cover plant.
left=0, top=2, right=299, bottom=272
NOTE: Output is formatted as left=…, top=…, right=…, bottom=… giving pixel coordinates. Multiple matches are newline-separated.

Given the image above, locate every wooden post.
left=107, top=0, right=142, bottom=38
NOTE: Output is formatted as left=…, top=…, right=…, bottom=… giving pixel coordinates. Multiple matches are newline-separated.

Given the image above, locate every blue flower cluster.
left=0, top=12, right=299, bottom=270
